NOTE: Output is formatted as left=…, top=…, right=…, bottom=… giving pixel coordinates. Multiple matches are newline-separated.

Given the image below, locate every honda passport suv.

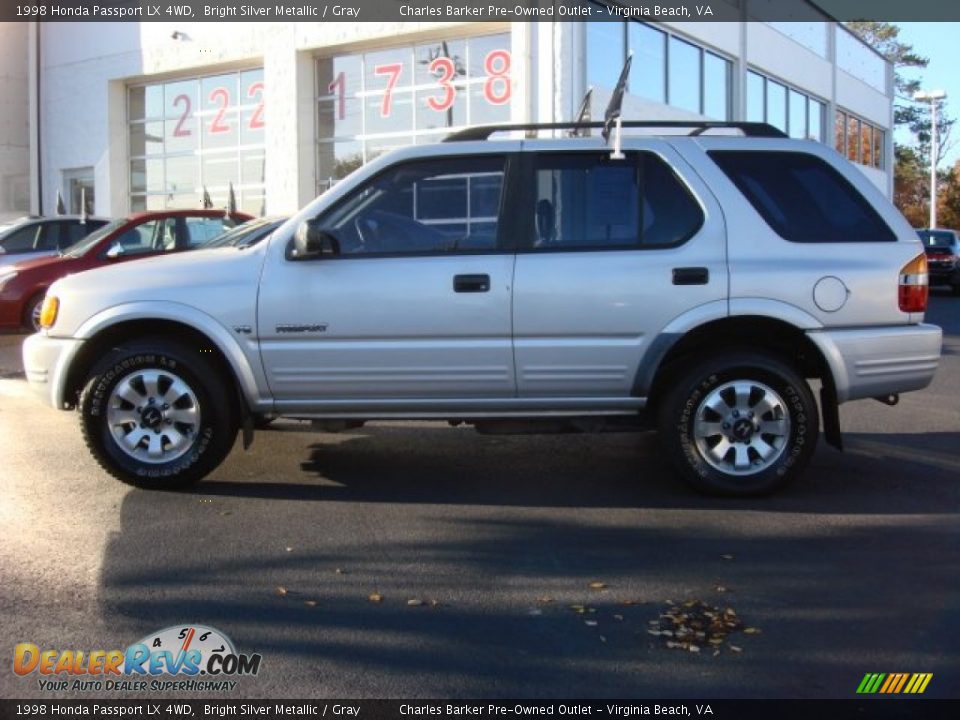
left=22, top=122, right=942, bottom=496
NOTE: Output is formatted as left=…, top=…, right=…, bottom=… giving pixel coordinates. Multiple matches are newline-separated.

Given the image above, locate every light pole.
left=914, top=89, right=947, bottom=228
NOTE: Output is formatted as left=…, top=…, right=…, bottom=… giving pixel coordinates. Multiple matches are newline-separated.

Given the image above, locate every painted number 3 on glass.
left=327, top=50, right=512, bottom=121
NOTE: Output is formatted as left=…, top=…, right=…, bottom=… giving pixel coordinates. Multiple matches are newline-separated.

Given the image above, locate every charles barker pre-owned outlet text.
left=398, top=705, right=702, bottom=716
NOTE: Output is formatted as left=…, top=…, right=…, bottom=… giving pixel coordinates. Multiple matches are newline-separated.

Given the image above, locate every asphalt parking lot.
left=1, top=293, right=958, bottom=700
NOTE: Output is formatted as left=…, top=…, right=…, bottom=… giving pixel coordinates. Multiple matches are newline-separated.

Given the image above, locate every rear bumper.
left=22, top=332, right=84, bottom=409
left=807, top=324, right=942, bottom=403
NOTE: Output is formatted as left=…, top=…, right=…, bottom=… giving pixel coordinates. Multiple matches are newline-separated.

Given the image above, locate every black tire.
left=24, top=293, right=45, bottom=333
left=79, top=340, right=238, bottom=489
left=657, top=351, right=819, bottom=497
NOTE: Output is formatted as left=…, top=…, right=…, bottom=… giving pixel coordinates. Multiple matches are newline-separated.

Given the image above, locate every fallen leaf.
left=720, top=554, right=735, bottom=561
left=275, top=586, right=288, bottom=597
left=407, top=598, right=424, bottom=607
left=368, top=592, right=382, bottom=603
left=569, top=605, right=586, bottom=614
left=744, top=627, right=762, bottom=635
left=599, top=635, right=607, bottom=643
left=219, top=510, right=232, bottom=516
left=588, top=607, right=597, bottom=614
left=303, top=600, right=317, bottom=607
left=613, top=614, right=624, bottom=622
left=688, top=645, right=701, bottom=653
left=589, top=581, right=607, bottom=590
left=284, top=547, right=293, bottom=553
left=729, top=645, right=743, bottom=653
left=584, top=620, right=598, bottom=627
left=715, top=586, right=727, bottom=593
left=647, top=629, right=662, bottom=636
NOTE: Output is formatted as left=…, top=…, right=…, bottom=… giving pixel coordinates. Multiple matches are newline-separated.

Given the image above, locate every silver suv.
left=23, top=122, right=942, bottom=496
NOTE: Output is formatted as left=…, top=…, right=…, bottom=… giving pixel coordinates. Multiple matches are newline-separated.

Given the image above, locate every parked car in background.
left=916, top=228, right=960, bottom=295
left=0, top=209, right=251, bottom=332
left=0, top=216, right=110, bottom=268
left=203, top=216, right=287, bottom=249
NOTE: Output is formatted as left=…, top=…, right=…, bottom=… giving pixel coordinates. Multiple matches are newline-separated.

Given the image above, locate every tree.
left=938, top=161, right=960, bottom=229
left=845, top=22, right=956, bottom=224
left=893, top=145, right=929, bottom=227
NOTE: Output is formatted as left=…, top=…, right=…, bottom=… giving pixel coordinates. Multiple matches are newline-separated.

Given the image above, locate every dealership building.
left=0, top=10, right=893, bottom=223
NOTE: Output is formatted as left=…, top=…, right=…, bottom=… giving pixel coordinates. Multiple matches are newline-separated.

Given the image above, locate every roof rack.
left=444, top=121, right=787, bottom=142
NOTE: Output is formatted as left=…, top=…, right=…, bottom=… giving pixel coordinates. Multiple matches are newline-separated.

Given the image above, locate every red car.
left=0, top=209, right=252, bottom=332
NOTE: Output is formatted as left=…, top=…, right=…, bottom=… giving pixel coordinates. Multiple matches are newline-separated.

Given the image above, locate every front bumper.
left=807, top=323, right=942, bottom=403
left=22, top=332, right=84, bottom=409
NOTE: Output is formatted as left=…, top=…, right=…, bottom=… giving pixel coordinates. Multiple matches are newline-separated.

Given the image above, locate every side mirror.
left=105, top=242, right=124, bottom=259
left=292, top=219, right=339, bottom=259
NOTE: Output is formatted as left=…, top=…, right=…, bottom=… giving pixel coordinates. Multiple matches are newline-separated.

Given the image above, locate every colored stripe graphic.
left=857, top=672, right=932, bottom=694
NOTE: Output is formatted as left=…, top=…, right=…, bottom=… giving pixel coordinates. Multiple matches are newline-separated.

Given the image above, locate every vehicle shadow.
left=94, top=468, right=960, bottom=698
left=187, top=424, right=960, bottom=516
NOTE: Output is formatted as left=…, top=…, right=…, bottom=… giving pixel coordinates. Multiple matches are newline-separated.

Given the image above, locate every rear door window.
left=526, top=152, right=703, bottom=250
left=709, top=150, right=896, bottom=243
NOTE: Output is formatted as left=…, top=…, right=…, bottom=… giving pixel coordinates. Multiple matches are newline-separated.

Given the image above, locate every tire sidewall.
left=663, top=355, right=818, bottom=496
left=25, top=294, right=45, bottom=333
left=81, top=344, right=235, bottom=488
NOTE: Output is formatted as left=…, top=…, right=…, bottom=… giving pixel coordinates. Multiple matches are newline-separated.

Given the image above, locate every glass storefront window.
left=703, top=52, right=729, bottom=120
left=746, top=71, right=765, bottom=122
left=315, top=33, right=513, bottom=192
left=668, top=37, right=701, bottom=114
left=128, top=68, right=266, bottom=214
left=629, top=23, right=666, bottom=103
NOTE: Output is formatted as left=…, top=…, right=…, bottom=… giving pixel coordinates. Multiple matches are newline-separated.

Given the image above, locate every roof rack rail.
left=444, top=121, right=787, bottom=142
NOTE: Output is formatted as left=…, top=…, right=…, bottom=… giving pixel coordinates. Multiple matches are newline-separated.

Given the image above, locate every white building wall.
left=33, top=19, right=894, bottom=217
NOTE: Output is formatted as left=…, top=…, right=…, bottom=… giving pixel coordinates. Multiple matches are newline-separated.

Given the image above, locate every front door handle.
left=453, top=274, right=490, bottom=293
left=672, top=267, right=709, bottom=285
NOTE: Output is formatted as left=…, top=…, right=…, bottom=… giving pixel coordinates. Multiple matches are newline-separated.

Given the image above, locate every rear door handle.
left=453, top=274, right=490, bottom=293
left=672, top=267, right=709, bottom=285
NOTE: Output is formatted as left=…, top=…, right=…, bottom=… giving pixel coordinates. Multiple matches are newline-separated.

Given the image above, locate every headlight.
left=0, top=270, right=17, bottom=291
left=39, top=295, right=59, bottom=329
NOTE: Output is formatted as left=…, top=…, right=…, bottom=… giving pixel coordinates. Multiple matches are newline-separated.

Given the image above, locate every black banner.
left=4, top=0, right=960, bottom=23
left=2, top=700, right=960, bottom=720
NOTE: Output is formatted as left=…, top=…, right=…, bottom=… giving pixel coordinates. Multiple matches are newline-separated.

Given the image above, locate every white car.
left=23, top=121, right=942, bottom=496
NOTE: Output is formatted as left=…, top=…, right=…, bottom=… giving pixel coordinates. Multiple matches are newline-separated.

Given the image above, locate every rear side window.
left=528, top=152, right=703, bottom=250
left=0, top=224, right=41, bottom=252
left=709, top=150, right=896, bottom=243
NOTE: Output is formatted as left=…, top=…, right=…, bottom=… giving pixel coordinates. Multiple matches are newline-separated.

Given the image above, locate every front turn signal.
left=898, top=253, right=929, bottom=313
left=39, top=295, right=59, bottom=329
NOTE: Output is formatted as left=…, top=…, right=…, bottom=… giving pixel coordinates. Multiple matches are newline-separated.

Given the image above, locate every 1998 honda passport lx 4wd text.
left=22, top=120, right=942, bottom=496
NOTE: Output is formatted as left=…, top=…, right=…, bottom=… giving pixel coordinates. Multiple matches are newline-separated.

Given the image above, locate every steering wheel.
left=353, top=216, right=382, bottom=253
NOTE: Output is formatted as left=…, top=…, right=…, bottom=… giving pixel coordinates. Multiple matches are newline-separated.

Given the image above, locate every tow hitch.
left=874, top=394, right=900, bottom=406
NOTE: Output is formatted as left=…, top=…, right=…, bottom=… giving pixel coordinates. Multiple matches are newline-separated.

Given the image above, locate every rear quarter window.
left=709, top=150, right=896, bottom=243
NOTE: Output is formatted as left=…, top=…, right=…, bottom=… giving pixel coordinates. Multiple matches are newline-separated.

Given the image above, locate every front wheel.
left=657, top=352, right=819, bottom=496
left=79, top=340, right=238, bottom=489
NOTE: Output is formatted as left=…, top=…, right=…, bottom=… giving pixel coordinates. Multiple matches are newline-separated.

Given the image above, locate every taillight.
left=899, top=253, right=928, bottom=313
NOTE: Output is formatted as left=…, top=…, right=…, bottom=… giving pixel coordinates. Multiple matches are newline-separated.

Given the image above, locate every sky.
left=893, top=22, right=960, bottom=168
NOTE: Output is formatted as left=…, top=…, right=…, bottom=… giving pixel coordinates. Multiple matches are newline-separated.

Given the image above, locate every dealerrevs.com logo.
left=13, top=625, right=261, bottom=693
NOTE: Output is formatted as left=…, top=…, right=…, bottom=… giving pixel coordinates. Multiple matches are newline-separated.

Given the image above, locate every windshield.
left=203, top=218, right=283, bottom=248
left=62, top=218, right=127, bottom=257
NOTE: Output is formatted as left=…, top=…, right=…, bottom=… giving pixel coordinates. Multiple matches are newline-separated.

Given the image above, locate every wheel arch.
left=62, top=304, right=266, bottom=414
left=641, top=314, right=834, bottom=418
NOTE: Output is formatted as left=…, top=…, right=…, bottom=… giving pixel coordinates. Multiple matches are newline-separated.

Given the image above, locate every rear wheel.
left=658, top=351, right=818, bottom=496
left=79, top=340, right=238, bottom=489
